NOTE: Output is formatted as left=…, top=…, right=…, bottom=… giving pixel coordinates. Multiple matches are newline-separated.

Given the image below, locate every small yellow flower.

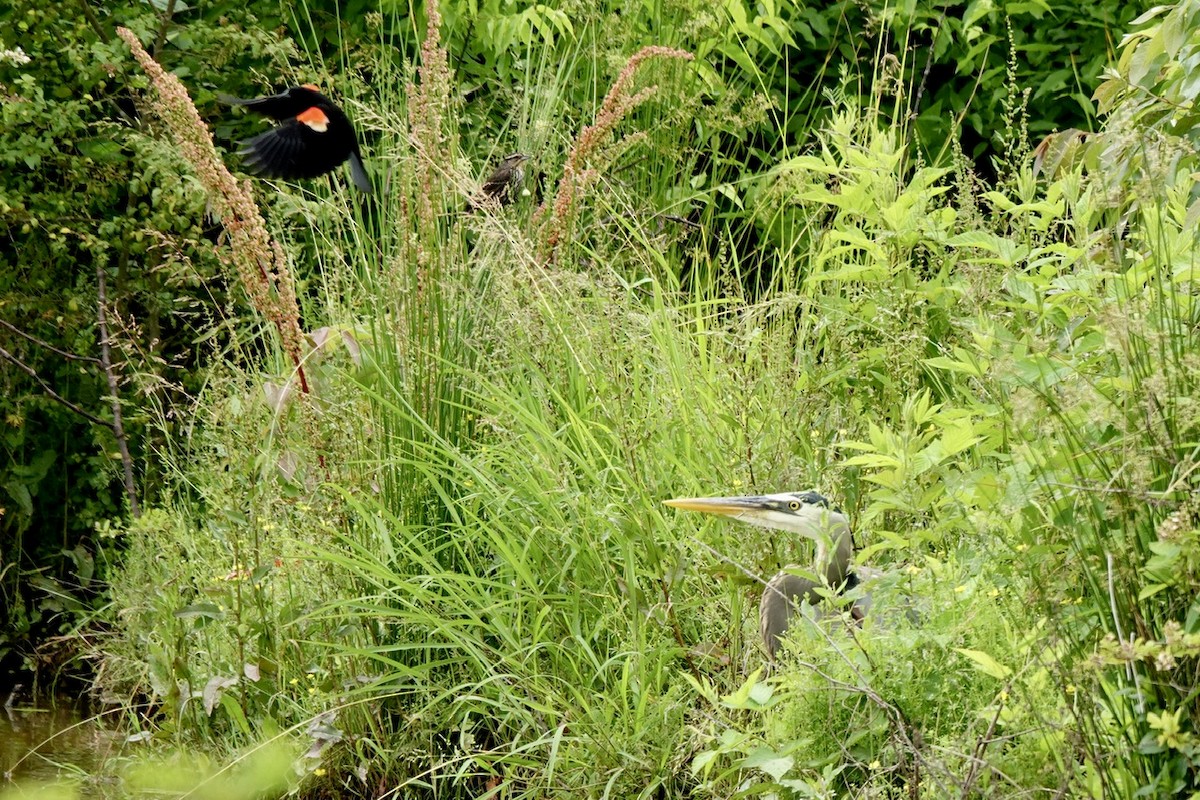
left=868, top=760, right=881, bottom=771
left=988, top=588, right=1001, bottom=598
left=954, top=585, right=967, bottom=593
left=308, top=687, right=317, bottom=695
left=289, top=678, right=299, bottom=686
left=1147, top=708, right=1187, bottom=749
left=314, top=768, right=326, bottom=777
left=1015, top=543, right=1028, bottom=552
left=1065, top=684, right=1076, bottom=694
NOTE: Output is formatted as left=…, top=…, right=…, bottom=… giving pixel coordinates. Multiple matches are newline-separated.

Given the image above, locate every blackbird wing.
left=481, top=167, right=518, bottom=203
left=239, top=121, right=334, bottom=179
left=229, top=94, right=370, bottom=191
left=481, top=174, right=507, bottom=199
left=239, top=120, right=363, bottom=182
left=219, top=90, right=306, bottom=121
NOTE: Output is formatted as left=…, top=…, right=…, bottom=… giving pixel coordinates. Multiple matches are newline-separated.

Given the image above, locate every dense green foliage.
left=5, top=0, right=1200, bottom=796
left=0, top=0, right=294, bottom=672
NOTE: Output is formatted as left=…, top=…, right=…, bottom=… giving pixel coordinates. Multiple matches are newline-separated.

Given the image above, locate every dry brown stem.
left=538, top=46, right=694, bottom=261
left=117, top=27, right=310, bottom=396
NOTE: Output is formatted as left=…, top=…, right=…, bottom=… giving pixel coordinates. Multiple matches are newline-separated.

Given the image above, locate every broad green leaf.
left=954, top=647, right=1011, bottom=679
left=721, top=668, right=775, bottom=709
left=742, top=746, right=794, bottom=781
left=924, top=354, right=989, bottom=377
left=1138, top=583, right=1170, bottom=601
left=219, top=692, right=251, bottom=735
left=174, top=602, right=223, bottom=620
left=691, top=749, right=719, bottom=777
left=77, top=138, right=126, bottom=163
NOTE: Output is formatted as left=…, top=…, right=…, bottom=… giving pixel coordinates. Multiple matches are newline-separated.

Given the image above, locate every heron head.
left=663, top=491, right=854, bottom=586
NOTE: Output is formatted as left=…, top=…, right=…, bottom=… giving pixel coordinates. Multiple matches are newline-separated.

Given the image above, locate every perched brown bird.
left=468, top=152, right=529, bottom=209
left=221, top=84, right=371, bottom=193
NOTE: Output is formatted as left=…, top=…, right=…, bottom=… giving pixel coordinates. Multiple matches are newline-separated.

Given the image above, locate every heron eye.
left=788, top=500, right=801, bottom=510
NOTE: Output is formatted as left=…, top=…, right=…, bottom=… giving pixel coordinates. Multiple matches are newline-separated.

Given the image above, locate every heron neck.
left=816, top=526, right=854, bottom=587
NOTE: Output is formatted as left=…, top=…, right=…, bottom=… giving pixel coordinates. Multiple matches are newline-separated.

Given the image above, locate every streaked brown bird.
left=664, top=491, right=867, bottom=659
left=220, top=84, right=371, bottom=193
left=469, top=152, right=529, bottom=209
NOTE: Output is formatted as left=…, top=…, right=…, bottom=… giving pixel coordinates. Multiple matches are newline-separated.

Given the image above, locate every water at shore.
left=1, top=688, right=121, bottom=789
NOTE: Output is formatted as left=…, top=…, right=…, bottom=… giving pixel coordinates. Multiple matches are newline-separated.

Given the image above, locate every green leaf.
left=742, top=746, right=794, bottom=781
left=962, top=0, right=994, bottom=29
left=938, top=420, right=983, bottom=458
left=714, top=183, right=743, bottom=209
left=3, top=479, right=34, bottom=518
left=219, top=692, right=251, bottom=735
left=1129, top=5, right=1172, bottom=26
left=748, top=681, right=774, bottom=707
left=1138, top=583, right=1170, bottom=601
left=77, top=138, right=126, bottom=163
left=954, top=647, right=1011, bottom=679
left=1006, top=0, right=1050, bottom=15
left=691, top=749, right=719, bottom=777
left=721, top=668, right=775, bottom=709
left=142, top=0, right=190, bottom=12
left=174, top=602, right=223, bottom=620
left=924, top=354, right=988, bottom=377
left=1160, top=8, right=1186, bottom=58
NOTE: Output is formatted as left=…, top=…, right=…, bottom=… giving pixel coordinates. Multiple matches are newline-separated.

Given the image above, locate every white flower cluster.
left=0, top=46, right=31, bottom=66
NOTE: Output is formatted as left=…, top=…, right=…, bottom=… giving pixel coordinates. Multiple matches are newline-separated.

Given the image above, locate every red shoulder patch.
left=296, top=106, right=330, bottom=132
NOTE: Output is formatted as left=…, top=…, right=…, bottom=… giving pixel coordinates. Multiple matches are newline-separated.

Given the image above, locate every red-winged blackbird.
left=468, top=152, right=529, bottom=209
left=220, top=84, right=371, bottom=193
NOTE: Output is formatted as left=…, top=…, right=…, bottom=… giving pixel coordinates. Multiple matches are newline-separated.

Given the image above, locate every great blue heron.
left=664, top=491, right=867, bottom=659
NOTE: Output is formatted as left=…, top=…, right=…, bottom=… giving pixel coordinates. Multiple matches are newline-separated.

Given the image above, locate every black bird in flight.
left=221, top=84, right=371, bottom=193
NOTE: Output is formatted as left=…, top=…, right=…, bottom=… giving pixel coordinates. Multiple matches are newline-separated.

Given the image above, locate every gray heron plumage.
left=664, top=491, right=866, bottom=659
